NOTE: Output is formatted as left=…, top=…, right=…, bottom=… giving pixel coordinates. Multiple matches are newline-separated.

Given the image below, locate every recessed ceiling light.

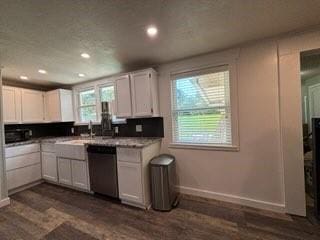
left=146, top=26, right=158, bottom=37
left=78, top=73, right=85, bottom=77
left=81, top=53, right=90, bottom=59
left=20, top=76, right=28, bottom=80
left=38, top=69, right=47, bottom=74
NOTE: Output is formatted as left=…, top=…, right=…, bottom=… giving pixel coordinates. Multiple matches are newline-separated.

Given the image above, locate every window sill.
left=169, top=143, right=239, bottom=151
left=74, top=122, right=100, bottom=126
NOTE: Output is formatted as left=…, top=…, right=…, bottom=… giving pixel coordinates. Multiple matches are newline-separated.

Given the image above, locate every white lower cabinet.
left=57, top=157, right=89, bottom=191
left=71, top=160, right=88, bottom=190
left=5, top=144, right=42, bottom=192
left=117, top=142, right=160, bottom=209
left=117, top=161, right=143, bottom=204
left=58, top=157, right=72, bottom=186
left=42, top=152, right=58, bottom=182
left=7, top=164, right=41, bottom=190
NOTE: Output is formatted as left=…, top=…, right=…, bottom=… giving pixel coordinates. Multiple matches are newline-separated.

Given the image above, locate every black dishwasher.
left=87, top=145, right=118, bottom=198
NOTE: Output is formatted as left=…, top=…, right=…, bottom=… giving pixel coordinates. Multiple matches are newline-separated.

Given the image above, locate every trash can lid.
left=150, top=154, right=175, bottom=166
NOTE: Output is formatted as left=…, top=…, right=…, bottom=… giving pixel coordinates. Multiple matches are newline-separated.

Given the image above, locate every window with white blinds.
left=78, top=89, right=97, bottom=122
left=171, top=66, right=232, bottom=146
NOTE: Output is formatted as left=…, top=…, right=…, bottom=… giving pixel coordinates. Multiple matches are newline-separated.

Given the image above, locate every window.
left=171, top=66, right=232, bottom=147
left=78, top=89, right=97, bottom=122
left=99, top=84, right=126, bottom=124
left=100, top=85, right=115, bottom=102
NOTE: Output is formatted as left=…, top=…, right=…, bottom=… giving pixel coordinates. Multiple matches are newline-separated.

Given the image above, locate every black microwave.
left=5, top=129, right=31, bottom=144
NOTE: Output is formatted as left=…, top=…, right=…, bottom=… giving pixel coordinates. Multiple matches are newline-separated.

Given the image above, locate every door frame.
left=308, top=82, right=320, bottom=130
left=279, top=29, right=320, bottom=216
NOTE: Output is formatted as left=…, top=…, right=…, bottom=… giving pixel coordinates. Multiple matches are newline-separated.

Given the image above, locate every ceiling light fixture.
left=81, top=53, right=90, bottom=59
left=20, top=76, right=28, bottom=80
left=146, top=26, right=158, bottom=37
left=38, top=69, right=47, bottom=74
left=78, top=73, right=85, bottom=77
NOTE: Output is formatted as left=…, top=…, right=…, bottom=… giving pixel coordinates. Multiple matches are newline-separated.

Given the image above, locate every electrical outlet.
left=136, top=125, right=142, bottom=132
left=29, top=130, right=32, bottom=136
left=114, top=126, right=119, bottom=134
left=71, top=127, right=74, bottom=134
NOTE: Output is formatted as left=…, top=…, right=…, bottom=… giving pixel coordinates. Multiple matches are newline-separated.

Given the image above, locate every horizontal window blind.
left=171, top=67, right=232, bottom=145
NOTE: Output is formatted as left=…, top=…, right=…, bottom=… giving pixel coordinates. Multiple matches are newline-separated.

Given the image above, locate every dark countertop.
left=5, top=136, right=162, bottom=148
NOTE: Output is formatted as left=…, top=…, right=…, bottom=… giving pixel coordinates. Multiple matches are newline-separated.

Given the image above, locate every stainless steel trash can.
left=150, top=154, right=178, bottom=211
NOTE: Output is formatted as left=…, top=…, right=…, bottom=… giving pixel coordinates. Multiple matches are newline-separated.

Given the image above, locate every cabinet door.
left=71, top=160, right=88, bottom=190
left=45, top=90, right=61, bottom=122
left=117, top=161, right=143, bottom=204
left=21, top=89, right=45, bottom=123
left=3, top=86, right=21, bottom=123
left=130, top=72, right=152, bottom=117
left=59, top=89, right=74, bottom=122
left=115, top=75, right=132, bottom=118
left=57, top=158, right=72, bottom=186
left=42, top=152, right=58, bottom=182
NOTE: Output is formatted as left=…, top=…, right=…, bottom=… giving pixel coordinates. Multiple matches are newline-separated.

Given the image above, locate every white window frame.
left=97, top=81, right=115, bottom=118
left=73, top=77, right=126, bottom=125
left=169, top=62, right=239, bottom=151
left=76, top=87, right=98, bottom=124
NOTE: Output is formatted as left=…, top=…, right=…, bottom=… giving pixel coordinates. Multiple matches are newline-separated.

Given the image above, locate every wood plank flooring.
left=0, top=183, right=319, bottom=240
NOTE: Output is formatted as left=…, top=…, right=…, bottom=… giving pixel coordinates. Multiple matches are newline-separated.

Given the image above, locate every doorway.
left=300, top=49, right=320, bottom=223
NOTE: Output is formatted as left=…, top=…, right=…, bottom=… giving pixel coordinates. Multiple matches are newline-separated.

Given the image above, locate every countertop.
left=5, top=136, right=162, bottom=148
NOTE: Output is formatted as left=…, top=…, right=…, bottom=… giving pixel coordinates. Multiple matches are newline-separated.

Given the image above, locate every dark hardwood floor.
left=0, top=183, right=319, bottom=240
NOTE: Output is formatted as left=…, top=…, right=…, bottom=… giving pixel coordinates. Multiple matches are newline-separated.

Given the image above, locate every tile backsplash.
left=4, top=117, right=164, bottom=138
left=5, top=122, right=75, bottom=138
left=75, top=117, right=164, bottom=138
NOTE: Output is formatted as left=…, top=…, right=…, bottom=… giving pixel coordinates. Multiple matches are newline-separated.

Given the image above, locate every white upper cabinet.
left=21, top=89, right=45, bottom=123
left=114, top=75, right=132, bottom=118
left=2, top=86, right=22, bottom=124
left=113, top=69, right=160, bottom=119
left=130, top=69, right=159, bottom=117
left=45, top=89, right=74, bottom=122
left=2, top=86, right=74, bottom=124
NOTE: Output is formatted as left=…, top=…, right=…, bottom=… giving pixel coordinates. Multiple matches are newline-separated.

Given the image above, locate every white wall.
left=158, top=41, right=285, bottom=212
left=0, top=69, right=10, bottom=207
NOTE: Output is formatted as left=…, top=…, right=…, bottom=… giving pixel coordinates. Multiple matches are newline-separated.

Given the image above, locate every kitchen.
left=3, top=68, right=164, bottom=210
left=1, top=1, right=320, bottom=239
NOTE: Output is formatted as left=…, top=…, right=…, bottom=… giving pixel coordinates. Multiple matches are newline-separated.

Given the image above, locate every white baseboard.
left=0, top=197, right=10, bottom=208
left=177, top=185, right=285, bottom=213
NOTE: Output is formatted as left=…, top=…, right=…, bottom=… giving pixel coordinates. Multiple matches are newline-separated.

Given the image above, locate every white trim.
left=169, top=60, right=239, bottom=149
left=169, top=143, right=239, bottom=151
left=0, top=197, right=10, bottom=208
left=308, top=82, right=320, bottom=130
left=177, top=185, right=285, bottom=213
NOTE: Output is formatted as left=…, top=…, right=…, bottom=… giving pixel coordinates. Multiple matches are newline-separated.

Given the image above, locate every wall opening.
left=300, top=49, right=320, bottom=222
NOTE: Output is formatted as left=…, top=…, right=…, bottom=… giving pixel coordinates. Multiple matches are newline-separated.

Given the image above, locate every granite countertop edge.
left=5, top=136, right=162, bottom=148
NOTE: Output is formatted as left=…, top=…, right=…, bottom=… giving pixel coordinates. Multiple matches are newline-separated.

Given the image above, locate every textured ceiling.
left=1, top=0, right=320, bottom=86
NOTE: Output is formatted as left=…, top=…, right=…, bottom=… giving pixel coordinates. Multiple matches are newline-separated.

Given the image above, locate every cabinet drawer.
left=7, top=163, right=41, bottom=190
left=117, top=148, right=141, bottom=163
left=6, top=152, right=41, bottom=171
left=41, top=143, right=56, bottom=153
left=5, top=143, right=40, bottom=158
